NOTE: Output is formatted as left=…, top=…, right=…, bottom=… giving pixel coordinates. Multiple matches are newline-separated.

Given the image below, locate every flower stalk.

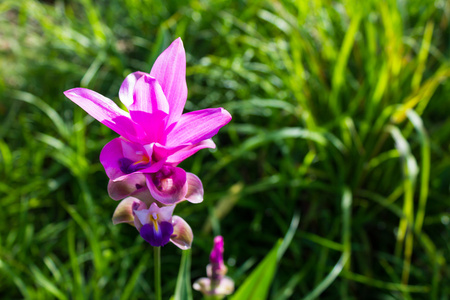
left=154, top=246, right=162, bottom=300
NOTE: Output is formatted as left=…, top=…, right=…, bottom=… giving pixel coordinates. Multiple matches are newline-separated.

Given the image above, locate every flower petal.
left=131, top=75, right=170, bottom=143
left=131, top=188, right=157, bottom=208
left=140, top=222, right=173, bottom=247
left=100, top=138, right=126, bottom=180
left=165, top=108, right=231, bottom=147
left=210, top=236, right=224, bottom=265
left=150, top=38, right=187, bottom=125
left=152, top=141, right=214, bottom=164
left=146, top=166, right=188, bottom=205
left=193, top=277, right=234, bottom=296
left=165, top=139, right=216, bottom=165
left=146, top=202, right=175, bottom=222
left=170, top=215, right=193, bottom=250
left=131, top=75, right=169, bottom=114
left=152, top=143, right=187, bottom=162
left=184, top=173, right=203, bottom=203
left=118, top=71, right=147, bottom=107
left=107, top=174, right=146, bottom=200
left=100, top=138, right=164, bottom=181
left=214, top=277, right=235, bottom=296
left=112, top=197, right=146, bottom=226
left=193, top=278, right=211, bottom=294
left=64, top=88, right=141, bottom=141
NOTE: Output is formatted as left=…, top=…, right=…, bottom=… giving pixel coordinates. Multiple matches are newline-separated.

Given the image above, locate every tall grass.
left=0, top=0, right=449, bottom=299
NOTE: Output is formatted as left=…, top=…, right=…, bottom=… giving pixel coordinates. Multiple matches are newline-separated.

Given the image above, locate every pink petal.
left=100, top=138, right=164, bottom=181
left=131, top=75, right=169, bottom=114
left=152, top=142, right=193, bottom=163
left=170, top=215, right=193, bottom=250
left=150, top=38, right=187, bottom=125
left=185, top=173, right=203, bottom=203
left=100, top=138, right=127, bottom=180
left=165, top=108, right=231, bottom=147
left=118, top=71, right=147, bottom=107
left=146, top=166, right=188, bottom=205
left=165, top=139, right=216, bottom=165
left=64, top=88, right=141, bottom=142
left=131, top=75, right=170, bottom=143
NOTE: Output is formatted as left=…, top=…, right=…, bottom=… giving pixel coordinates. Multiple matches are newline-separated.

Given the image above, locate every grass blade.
left=173, top=249, right=193, bottom=300
left=302, top=187, right=352, bottom=300
left=230, top=240, right=282, bottom=300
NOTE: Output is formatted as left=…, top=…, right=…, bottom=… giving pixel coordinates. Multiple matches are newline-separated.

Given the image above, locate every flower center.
left=119, top=155, right=151, bottom=174
left=150, top=212, right=159, bottom=232
left=152, top=167, right=176, bottom=193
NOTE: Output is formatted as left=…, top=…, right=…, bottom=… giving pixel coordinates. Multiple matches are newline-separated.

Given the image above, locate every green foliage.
left=231, top=240, right=282, bottom=300
left=173, top=249, right=193, bottom=300
left=1, top=0, right=449, bottom=299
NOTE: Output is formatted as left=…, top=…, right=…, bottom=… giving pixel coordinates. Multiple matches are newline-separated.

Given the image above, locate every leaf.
left=119, top=253, right=149, bottom=300
left=302, top=188, right=352, bottom=300
left=230, top=240, right=282, bottom=300
left=173, top=249, right=193, bottom=300
left=10, top=90, right=70, bottom=140
left=30, top=265, right=68, bottom=300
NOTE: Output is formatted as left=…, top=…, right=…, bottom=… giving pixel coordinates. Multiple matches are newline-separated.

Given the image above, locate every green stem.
left=154, top=246, right=162, bottom=300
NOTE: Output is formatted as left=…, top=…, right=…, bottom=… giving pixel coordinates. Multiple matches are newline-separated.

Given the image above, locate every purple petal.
left=140, top=222, right=173, bottom=247
left=170, top=215, right=193, bottom=250
left=107, top=174, right=146, bottom=200
left=134, top=208, right=150, bottom=226
left=150, top=38, right=187, bottom=125
left=130, top=76, right=170, bottom=143
left=185, top=173, right=203, bottom=203
left=64, top=88, right=142, bottom=142
left=146, top=166, right=188, bottom=205
left=118, top=71, right=147, bottom=107
left=165, top=139, right=216, bottom=165
left=100, top=138, right=164, bottom=181
left=165, top=108, right=231, bottom=147
left=112, top=197, right=146, bottom=226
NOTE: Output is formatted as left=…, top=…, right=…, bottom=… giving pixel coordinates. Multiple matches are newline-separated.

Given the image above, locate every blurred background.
left=0, top=0, right=449, bottom=299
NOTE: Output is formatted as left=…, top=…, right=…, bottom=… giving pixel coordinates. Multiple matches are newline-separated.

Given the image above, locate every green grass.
left=1, top=0, right=449, bottom=299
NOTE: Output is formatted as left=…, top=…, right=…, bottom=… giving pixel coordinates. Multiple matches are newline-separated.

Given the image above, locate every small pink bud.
left=194, top=236, right=234, bottom=298
left=210, top=236, right=225, bottom=265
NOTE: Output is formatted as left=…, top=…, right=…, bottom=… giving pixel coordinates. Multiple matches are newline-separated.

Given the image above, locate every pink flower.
left=64, top=38, right=231, bottom=204
left=209, top=236, right=227, bottom=280
left=193, top=236, right=234, bottom=298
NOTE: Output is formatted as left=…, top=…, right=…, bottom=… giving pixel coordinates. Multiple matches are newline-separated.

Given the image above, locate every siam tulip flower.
left=193, top=236, right=234, bottom=299
left=112, top=196, right=193, bottom=249
left=64, top=38, right=231, bottom=204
